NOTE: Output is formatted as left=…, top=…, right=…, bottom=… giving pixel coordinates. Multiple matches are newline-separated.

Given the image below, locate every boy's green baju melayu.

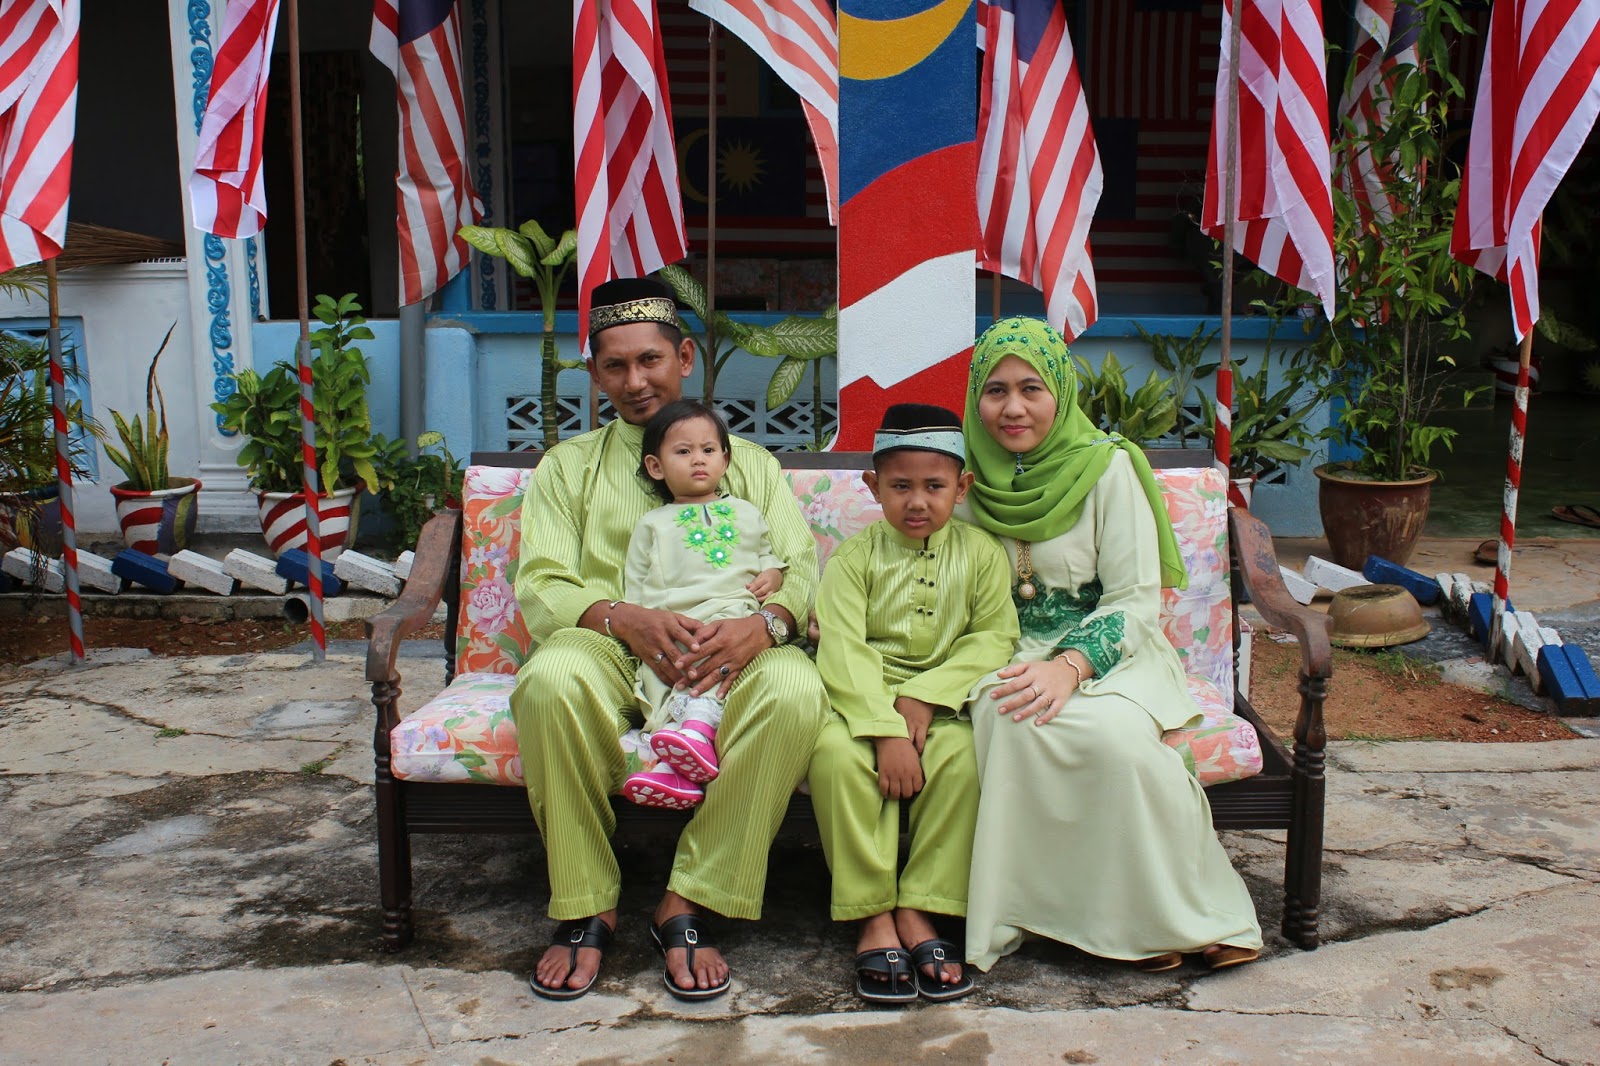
left=810, top=517, right=1019, bottom=920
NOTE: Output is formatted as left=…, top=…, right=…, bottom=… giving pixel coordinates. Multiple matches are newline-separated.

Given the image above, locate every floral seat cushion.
left=410, top=464, right=1259, bottom=788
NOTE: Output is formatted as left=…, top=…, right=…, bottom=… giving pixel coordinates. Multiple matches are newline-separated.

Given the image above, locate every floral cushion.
left=1155, top=467, right=1234, bottom=697
left=1170, top=675, right=1263, bottom=786
left=455, top=467, right=536, bottom=677
left=786, top=469, right=883, bottom=570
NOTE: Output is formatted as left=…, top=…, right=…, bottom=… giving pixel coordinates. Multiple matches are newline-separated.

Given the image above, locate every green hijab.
left=963, top=316, right=1187, bottom=590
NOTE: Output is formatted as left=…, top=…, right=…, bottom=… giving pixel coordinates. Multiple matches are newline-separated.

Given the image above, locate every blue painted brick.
left=110, top=550, right=179, bottom=594
left=1467, top=592, right=1514, bottom=646
left=275, top=550, right=344, bottom=596
left=1539, top=644, right=1600, bottom=713
left=1363, top=556, right=1441, bottom=606
left=0, top=570, right=12, bottom=593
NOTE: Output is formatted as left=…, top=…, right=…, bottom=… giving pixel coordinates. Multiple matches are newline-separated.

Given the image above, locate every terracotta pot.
left=1314, top=463, right=1435, bottom=569
left=109, top=478, right=201, bottom=555
left=257, top=486, right=361, bottom=561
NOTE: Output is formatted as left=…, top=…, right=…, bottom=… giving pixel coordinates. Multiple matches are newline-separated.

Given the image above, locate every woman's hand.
left=989, top=652, right=1091, bottom=726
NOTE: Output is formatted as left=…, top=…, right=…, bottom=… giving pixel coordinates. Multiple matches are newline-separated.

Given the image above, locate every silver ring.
left=654, top=652, right=665, bottom=662
left=719, top=665, right=731, bottom=677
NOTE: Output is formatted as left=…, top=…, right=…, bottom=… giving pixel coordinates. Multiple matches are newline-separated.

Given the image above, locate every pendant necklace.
left=1015, top=539, right=1038, bottom=601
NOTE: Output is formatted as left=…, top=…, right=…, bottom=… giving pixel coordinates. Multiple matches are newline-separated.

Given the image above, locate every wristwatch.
left=758, top=608, right=791, bottom=646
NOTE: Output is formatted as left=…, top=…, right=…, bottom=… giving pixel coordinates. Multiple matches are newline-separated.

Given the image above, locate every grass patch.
left=154, top=727, right=187, bottom=738
left=299, top=759, right=330, bottom=775
left=1358, top=649, right=1441, bottom=684
left=1342, top=731, right=1404, bottom=743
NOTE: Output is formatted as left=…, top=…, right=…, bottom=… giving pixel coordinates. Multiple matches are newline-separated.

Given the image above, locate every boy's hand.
left=806, top=611, right=820, bottom=646
left=746, top=568, right=784, bottom=601
left=894, top=696, right=937, bottom=754
left=874, top=736, right=924, bottom=799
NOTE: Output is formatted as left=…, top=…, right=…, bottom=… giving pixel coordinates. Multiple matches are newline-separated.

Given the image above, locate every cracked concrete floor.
left=0, top=649, right=1597, bottom=1064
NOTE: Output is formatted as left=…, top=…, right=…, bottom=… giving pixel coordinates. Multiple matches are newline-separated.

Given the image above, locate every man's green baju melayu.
left=511, top=419, right=827, bottom=920
left=809, top=517, right=1019, bottom=921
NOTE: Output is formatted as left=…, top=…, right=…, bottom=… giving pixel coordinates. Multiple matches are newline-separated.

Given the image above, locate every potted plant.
left=374, top=430, right=463, bottom=551
left=102, top=324, right=201, bottom=554
left=459, top=220, right=583, bottom=449
left=211, top=293, right=386, bottom=560
left=1071, top=352, right=1179, bottom=446
left=1140, top=322, right=1218, bottom=453
left=1309, top=1, right=1484, bottom=567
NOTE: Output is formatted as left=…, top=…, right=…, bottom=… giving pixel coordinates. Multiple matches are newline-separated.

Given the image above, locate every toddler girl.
left=621, top=400, right=785, bottom=809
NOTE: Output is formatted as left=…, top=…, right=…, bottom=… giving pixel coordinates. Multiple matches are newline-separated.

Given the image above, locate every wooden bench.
left=365, top=450, right=1331, bottom=953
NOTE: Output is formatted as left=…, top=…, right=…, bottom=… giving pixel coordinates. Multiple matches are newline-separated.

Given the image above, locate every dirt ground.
left=1247, top=630, right=1577, bottom=743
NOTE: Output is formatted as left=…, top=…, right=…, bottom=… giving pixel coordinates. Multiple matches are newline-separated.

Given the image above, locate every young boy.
left=809, top=403, right=1019, bottom=1004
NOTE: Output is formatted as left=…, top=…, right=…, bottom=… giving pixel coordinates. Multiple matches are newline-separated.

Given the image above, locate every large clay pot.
left=1314, top=463, right=1436, bottom=569
left=109, top=477, right=201, bottom=555
left=257, top=486, right=361, bottom=561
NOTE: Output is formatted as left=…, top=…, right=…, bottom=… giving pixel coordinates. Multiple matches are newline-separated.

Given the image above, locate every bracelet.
left=604, top=600, right=623, bottom=638
left=1056, top=652, right=1085, bottom=687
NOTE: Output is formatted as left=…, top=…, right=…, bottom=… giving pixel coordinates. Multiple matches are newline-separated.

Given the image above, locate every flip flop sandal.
left=1203, top=945, right=1261, bottom=971
left=854, top=947, right=918, bottom=1005
left=651, top=913, right=732, bottom=1002
left=1133, top=951, right=1185, bottom=973
left=529, top=915, right=612, bottom=1001
left=907, top=938, right=975, bottom=1002
left=1552, top=504, right=1600, bottom=529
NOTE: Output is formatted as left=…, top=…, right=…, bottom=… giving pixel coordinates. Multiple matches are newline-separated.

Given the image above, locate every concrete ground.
left=1, top=637, right=1598, bottom=1065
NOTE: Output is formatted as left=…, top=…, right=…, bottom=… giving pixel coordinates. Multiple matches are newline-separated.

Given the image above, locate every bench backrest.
left=453, top=461, right=1234, bottom=695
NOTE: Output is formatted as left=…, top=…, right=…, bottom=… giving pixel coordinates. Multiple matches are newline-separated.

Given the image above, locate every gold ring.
left=1031, top=685, right=1041, bottom=700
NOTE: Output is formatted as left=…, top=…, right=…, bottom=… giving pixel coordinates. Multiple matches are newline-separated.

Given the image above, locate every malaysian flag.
left=0, top=0, right=78, bottom=271
left=688, top=0, right=838, bottom=223
left=1336, top=1, right=1419, bottom=228
left=1451, top=0, right=1600, bottom=341
left=1202, top=0, right=1335, bottom=319
left=190, top=0, right=280, bottom=239
left=574, top=0, right=687, bottom=345
left=978, top=0, right=1102, bottom=340
left=371, top=0, right=482, bottom=307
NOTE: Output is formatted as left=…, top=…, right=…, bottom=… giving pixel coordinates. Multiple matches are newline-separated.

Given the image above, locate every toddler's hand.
left=874, top=736, right=924, bottom=799
left=746, top=568, right=785, bottom=601
left=894, top=696, right=936, bottom=754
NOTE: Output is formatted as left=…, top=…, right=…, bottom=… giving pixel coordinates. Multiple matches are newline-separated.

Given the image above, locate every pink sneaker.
left=650, top=720, right=720, bottom=783
left=622, top=770, right=704, bottom=810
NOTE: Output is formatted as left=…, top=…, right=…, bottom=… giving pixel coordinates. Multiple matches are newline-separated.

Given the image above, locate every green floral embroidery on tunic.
left=1014, top=578, right=1102, bottom=639
left=676, top=502, right=739, bottom=569
left=1059, top=611, right=1126, bottom=677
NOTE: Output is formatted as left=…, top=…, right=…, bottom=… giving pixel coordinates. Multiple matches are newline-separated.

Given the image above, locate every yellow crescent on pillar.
left=677, top=127, right=709, bottom=205
left=837, top=0, right=973, bottom=82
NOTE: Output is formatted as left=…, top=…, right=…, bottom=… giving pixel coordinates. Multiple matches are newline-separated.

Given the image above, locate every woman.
left=960, top=316, right=1262, bottom=974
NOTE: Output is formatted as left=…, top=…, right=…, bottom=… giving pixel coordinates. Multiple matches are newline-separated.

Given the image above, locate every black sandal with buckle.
left=855, top=947, right=918, bottom=1004
left=907, top=938, right=975, bottom=1002
left=529, top=915, right=612, bottom=1001
left=650, top=912, right=732, bottom=1002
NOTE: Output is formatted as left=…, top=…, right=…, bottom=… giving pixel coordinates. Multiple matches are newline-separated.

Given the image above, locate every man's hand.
left=598, top=601, right=700, bottom=685
left=676, top=614, right=772, bottom=698
left=894, top=696, right=937, bottom=754
left=746, top=568, right=784, bottom=601
left=874, top=736, right=924, bottom=799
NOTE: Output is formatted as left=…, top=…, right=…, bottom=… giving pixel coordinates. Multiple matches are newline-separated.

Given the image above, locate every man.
left=511, top=276, right=827, bottom=1002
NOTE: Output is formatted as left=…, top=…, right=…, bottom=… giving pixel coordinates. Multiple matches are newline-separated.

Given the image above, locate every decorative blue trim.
left=470, top=0, right=496, bottom=311
left=246, top=237, right=261, bottom=320
left=187, top=1, right=213, bottom=134
left=203, top=235, right=237, bottom=433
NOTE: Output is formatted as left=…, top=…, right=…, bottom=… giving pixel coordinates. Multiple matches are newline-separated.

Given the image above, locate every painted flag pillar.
left=835, top=0, right=977, bottom=449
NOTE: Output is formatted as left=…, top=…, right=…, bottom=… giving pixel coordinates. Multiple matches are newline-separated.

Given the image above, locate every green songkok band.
left=962, top=316, right=1188, bottom=590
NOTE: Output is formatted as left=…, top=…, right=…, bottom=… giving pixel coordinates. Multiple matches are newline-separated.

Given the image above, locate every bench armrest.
left=365, top=509, right=461, bottom=692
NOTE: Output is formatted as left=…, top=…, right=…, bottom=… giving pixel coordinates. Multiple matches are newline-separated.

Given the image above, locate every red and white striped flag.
left=1451, top=0, right=1600, bottom=341
left=0, top=0, right=78, bottom=271
left=1202, top=0, right=1335, bottom=319
left=574, top=0, right=687, bottom=346
left=977, top=0, right=1102, bottom=341
left=190, top=0, right=279, bottom=239
left=1336, top=0, right=1420, bottom=227
left=688, top=0, right=838, bottom=224
left=372, top=0, right=482, bottom=307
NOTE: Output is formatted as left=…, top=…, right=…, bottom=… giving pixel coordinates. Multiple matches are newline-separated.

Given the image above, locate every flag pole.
left=1215, top=0, right=1243, bottom=478
left=705, top=21, right=718, bottom=402
left=45, top=259, right=84, bottom=666
left=991, top=272, right=1002, bottom=321
left=285, top=0, right=324, bottom=662
left=1488, top=228, right=1538, bottom=665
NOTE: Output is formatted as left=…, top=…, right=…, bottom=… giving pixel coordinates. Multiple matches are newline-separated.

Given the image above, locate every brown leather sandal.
left=1203, top=945, right=1260, bottom=971
left=1133, top=951, right=1184, bottom=973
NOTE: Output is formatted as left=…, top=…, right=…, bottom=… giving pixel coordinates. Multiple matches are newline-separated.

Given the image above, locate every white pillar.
left=166, top=0, right=263, bottom=528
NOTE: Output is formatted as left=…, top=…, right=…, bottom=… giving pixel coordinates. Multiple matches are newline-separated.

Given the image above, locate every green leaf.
left=657, top=263, right=707, bottom=321
left=766, top=357, right=807, bottom=408
left=516, top=219, right=556, bottom=259
left=541, top=228, right=578, bottom=267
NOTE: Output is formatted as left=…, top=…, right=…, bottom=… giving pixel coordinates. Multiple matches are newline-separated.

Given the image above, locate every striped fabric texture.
left=371, top=0, right=482, bottom=306
left=688, top=0, right=839, bottom=223
left=977, top=0, right=1102, bottom=341
left=0, top=0, right=77, bottom=272
left=1336, top=0, right=1419, bottom=228
left=1202, top=0, right=1335, bottom=320
left=573, top=0, right=687, bottom=347
left=189, top=0, right=279, bottom=239
left=1451, top=0, right=1600, bottom=341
